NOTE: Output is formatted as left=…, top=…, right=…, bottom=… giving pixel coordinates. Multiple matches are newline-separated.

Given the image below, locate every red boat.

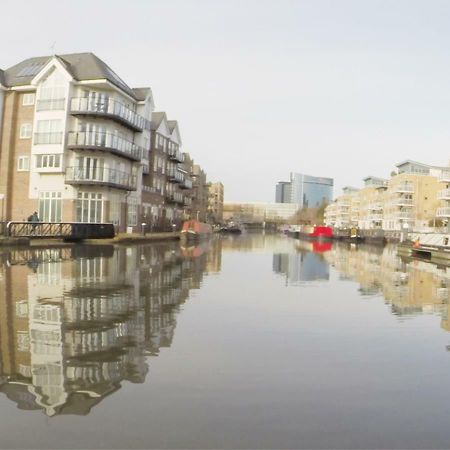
left=180, top=220, right=212, bottom=242
left=290, top=225, right=334, bottom=242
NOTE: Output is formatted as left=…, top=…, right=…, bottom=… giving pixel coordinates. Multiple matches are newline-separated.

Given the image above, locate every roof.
left=151, top=111, right=167, bottom=130
left=167, top=120, right=178, bottom=133
left=2, top=52, right=149, bottom=100
left=395, top=159, right=448, bottom=170
left=132, top=87, right=152, bottom=101
left=0, top=69, right=4, bottom=86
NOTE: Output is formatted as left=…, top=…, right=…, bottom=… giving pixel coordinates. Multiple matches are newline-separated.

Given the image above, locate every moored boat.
left=290, top=225, right=334, bottom=242
left=219, top=221, right=243, bottom=234
left=180, top=220, right=212, bottom=243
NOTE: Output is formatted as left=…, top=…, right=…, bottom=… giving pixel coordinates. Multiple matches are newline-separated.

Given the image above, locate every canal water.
left=0, top=234, right=450, bottom=449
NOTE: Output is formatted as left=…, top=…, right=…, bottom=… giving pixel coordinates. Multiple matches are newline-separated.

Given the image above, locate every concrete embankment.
left=0, top=232, right=181, bottom=248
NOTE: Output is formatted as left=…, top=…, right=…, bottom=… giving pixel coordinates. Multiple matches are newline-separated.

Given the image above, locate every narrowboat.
left=180, top=220, right=212, bottom=243
left=289, top=225, right=334, bottom=242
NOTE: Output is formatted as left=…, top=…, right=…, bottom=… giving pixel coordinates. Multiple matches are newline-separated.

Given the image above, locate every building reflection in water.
left=324, top=243, right=450, bottom=328
left=273, top=241, right=331, bottom=285
left=0, top=240, right=222, bottom=416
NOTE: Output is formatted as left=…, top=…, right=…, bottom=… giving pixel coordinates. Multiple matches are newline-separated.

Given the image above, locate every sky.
left=1, top=0, right=450, bottom=201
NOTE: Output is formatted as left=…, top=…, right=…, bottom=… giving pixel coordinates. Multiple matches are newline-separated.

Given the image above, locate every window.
left=16, top=301, right=28, bottom=318
left=109, top=193, right=122, bottom=226
left=38, top=191, right=62, bottom=222
left=17, top=156, right=30, bottom=171
left=22, top=93, right=35, bottom=106
left=127, top=198, right=138, bottom=227
left=76, top=192, right=103, bottom=223
left=20, top=123, right=32, bottom=139
left=36, top=154, right=61, bottom=169
left=16, top=331, right=30, bottom=352
left=35, top=119, right=63, bottom=144
left=37, top=69, right=66, bottom=111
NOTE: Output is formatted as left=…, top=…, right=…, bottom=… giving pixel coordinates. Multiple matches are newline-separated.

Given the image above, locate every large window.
left=109, top=193, right=122, bottom=226
left=76, top=192, right=103, bottom=223
left=38, top=191, right=62, bottom=222
left=37, top=69, right=66, bottom=111
left=20, top=123, right=32, bottom=139
left=35, top=120, right=63, bottom=144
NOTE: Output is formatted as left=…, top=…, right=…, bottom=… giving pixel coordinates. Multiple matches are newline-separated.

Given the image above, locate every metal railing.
left=34, top=132, right=63, bottom=145
left=437, top=207, right=450, bottom=217
left=65, top=166, right=137, bottom=191
left=440, top=170, right=450, bottom=182
left=168, top=147, right=185, bottom=162
left=70, top=97, right=146, bottom=131
left=167, top=170, right=184, bottom=183
left=438, top=189, right=450, bottom=200
left=6, top=221, right=115, bottom=239
left=180, top=179, right=193, bottom=189
left=36, top=98, right=66, bottom=111
left=67, top=131, right=142, bottom=161
left=395, top=184, right=414, bottom=193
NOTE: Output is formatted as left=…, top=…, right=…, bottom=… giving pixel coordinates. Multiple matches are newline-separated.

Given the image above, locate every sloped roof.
left=132, top=87, right=152, bottom=101
left=167, top=120, right=178, bottom=133
left=151, top=111, right=167, bottom=130
left=2, top=52, right=148, bottom=100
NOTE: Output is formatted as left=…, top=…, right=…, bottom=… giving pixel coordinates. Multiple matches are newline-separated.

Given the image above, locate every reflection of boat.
left=180, top=241, right=210, bottom=258
left=219, top=221, right=243, bottom=234
left=296, top=239, right=332, bottom=253
left=180, top=220, right=212, bottom=243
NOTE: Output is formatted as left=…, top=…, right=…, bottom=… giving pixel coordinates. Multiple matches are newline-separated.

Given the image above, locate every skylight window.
left=17, top=62, right=45, bottom=77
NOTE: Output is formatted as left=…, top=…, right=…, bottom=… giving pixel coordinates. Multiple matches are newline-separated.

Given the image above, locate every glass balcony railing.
left=34, top=132, right=63, bottom=145
left=70, top=97, right=145, bottom=131
left=440, top=170, right=450, bottom=182
left=67, top=131, right=142, bottom=161
left=168, top=148, right=184, bottom=162
left=167, top=170, right=184, bottom=183
left=65, top=167, right=137, bottom=191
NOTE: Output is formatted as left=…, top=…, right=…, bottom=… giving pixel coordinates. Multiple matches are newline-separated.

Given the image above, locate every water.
left=0, top=234, right=450, bottom=449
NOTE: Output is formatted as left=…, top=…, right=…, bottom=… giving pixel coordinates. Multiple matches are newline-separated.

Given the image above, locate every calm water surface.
left=1, top=234, right=450, bottom=449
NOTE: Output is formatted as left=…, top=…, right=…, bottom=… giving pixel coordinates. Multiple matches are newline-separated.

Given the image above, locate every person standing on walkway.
left=28, top=211, right=40, bottom=234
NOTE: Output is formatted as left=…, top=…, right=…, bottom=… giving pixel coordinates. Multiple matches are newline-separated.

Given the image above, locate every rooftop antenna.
left=50, top=41, right=56, bottom=56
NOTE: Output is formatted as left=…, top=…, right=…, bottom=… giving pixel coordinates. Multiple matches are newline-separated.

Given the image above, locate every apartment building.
left=191, top=164, right=208, bottom=222
left=383, top=161, right=442, bottom=231
left=324, top=186, right=359, bottom=228
left=0, top=53, right=214, bottom=232
left=436, top=166, right=450, bottom=225
left=207, top=182, right=224, bottom=223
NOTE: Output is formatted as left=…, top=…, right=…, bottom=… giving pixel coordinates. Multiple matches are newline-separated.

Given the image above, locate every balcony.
left=67, top=131, right=142, bottom=162
left=179, top=179, right=193, bottom=189
left=391, top=197, right=414, bottom=207
left=168, top=148, right=184, bottom=163
left=70, top=97, right=145, bottom=132
left=437, top=207, right=450, bottom=218
left=184, top=197, right=192, bottom=206
left=395, top=184, right=414, bottom=193
left=368, top=213, right=383, bottom=221
left=34, top=132, right=63, bottom=145
left=165, top=192, right=184, bottom=204
left=440, top=170, right=450, bottom=183
left=438, top=189, right=450, bottom=200
left=394, top=211, right=414, bottom=220
left=369, top=202, right=383, bottom=211
left=167, top=170, right=184, bottom=183
left=65, top=167, right=137, bottom=191
left=36, top=98, right=66, bottom=111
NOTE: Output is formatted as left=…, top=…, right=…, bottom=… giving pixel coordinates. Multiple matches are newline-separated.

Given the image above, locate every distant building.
left=207, top=182, right=224, bottom=223
left=275, top=181, right=291, bottom=203
left=276, top=173, right=333, bottom=208
left=223, top=202, right=299, bottom=223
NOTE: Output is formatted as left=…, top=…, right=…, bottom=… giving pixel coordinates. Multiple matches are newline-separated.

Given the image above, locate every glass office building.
left=276, top=173, right=334, bottom=208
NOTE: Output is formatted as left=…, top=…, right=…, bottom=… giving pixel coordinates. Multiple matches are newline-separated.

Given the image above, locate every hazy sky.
left=2, top=0, right=450, bottom=201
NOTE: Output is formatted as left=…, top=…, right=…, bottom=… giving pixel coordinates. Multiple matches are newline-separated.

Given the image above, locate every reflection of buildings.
left=324, top=243, right=450, bottom=329
left=0, top=242, right=218, bottom=416
left=273, top=247, right=330, bottom=285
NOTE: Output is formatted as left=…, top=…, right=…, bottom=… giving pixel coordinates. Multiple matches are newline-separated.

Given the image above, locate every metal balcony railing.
left=180, top=179, right=193, bottom=189
left=36, top=98, right=66, bottom=111
left=395, top=184, right=414, bottom=193
left=65, top=167, right=137, bottom=191
left=437, top=207, right=450, bottom=217
left=440, top=170, right=450, bottom=183
left=391, top=197, right=414, bottom=206
left=438, top=189, right=450, bottom=200
left=34, top=132, right=63, bottom=145
left=70, top=97, right=145, bottom=131
left=168, top=148, right=184, bottom=162
left=167, top=170, right=184, bottom=183
left=67, top=131, right=142, bottom=161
